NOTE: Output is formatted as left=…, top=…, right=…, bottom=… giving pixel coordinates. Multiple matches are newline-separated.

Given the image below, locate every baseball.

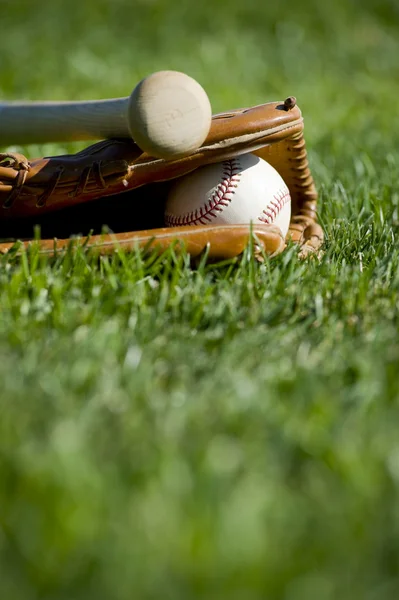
left=127, top=70, right=212, bottom=160
left=164, top=153, right=291, bottom=237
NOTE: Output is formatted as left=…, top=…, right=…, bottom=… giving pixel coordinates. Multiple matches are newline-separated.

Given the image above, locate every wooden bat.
left=0, top=97, right=129, bottom=145
left=0, top=71, right=212, bottom=159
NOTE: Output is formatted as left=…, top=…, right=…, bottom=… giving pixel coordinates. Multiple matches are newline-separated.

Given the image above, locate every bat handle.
left=0, top=97, right=131, bottom=145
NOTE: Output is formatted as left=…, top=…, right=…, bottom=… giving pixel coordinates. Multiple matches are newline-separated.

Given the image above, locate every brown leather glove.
left=0, top=97, right=323, bottom=259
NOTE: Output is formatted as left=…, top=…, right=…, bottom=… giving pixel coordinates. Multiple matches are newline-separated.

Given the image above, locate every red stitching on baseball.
left=165, top=158, right=242, bottom=227
left=258, top=187, right=291, bottom=225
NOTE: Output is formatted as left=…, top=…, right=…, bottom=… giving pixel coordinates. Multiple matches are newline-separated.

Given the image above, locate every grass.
left=1, top=0, right=399, bottom=598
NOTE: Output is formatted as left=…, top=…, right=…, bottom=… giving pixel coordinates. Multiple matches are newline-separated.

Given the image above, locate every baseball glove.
left=0, top=97, right=323, bottom=260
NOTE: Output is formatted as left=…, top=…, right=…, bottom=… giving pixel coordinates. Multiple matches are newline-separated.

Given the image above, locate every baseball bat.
left=0, top=97, right=131, bottom=145
left=0, top=72, right=212, bottom=159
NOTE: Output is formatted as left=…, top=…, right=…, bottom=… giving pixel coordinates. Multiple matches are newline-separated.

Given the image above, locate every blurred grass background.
left=1, top=0, right=399, bottom=598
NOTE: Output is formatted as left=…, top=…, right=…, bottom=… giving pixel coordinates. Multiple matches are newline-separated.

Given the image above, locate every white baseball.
left=164, top=153, right=291, bottom=237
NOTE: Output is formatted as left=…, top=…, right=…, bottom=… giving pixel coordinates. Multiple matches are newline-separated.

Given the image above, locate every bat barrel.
left=0, top=97, right=130, bottom=145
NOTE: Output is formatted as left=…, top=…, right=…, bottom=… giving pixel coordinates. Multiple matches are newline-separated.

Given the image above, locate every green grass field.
left=1, top=1, right=399, bottom=598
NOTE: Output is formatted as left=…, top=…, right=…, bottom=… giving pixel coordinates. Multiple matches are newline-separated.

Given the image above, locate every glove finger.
left=0, top=223, right=285, bottom=261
